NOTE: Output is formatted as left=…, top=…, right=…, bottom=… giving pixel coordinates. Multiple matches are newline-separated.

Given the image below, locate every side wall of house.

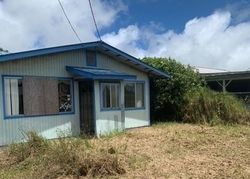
left=94, top=53, right=150, bottom=135
left=0, top=50, right=85, bottom=146
left=0, top=49, right=151, bottom=145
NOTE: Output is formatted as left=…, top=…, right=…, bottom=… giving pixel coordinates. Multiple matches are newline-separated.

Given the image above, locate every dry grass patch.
left=0, top=123, right=249, bottom=178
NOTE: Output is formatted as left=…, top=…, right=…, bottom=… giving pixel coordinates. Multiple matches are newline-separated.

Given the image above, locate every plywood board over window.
left=44, top=78, right=59, bottom=114
left=23, top=77, right=45, bottom=115
left=23, top=77, right=59, bottom=116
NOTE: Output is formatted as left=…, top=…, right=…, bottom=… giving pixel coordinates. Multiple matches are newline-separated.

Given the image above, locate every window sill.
left=100, top=108, right=121, bottom=112
left=125, top=107, right=146, bottom=111
left=4, top=111, right=75, bottom=120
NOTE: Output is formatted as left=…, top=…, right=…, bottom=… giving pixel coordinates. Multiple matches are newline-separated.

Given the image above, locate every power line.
left=58, top=0, right=82, bottom=42
left=88, top=0, right=102, bottom=41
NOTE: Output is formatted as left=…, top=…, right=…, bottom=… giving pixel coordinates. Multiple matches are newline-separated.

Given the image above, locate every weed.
left=8, top=131, right=48, bottom=163
left=182, top=88, right=250, bottom=125
left=1, top=124, right=249, bottom=178
left=4, top=132, right=126, bottom=178
left=100, top=129, right=127, bottom=139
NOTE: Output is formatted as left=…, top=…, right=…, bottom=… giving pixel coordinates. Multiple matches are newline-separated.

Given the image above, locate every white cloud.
left=0, top=0, right=126, bottom=52
left=102, top=25, right=147, bottom=57
left=2, top=1, right=250, bottom=71
left=103, top=11, right=250, bottom=70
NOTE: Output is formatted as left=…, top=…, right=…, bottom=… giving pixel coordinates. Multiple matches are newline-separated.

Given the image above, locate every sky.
left=1, top=0, right=250, bottom=70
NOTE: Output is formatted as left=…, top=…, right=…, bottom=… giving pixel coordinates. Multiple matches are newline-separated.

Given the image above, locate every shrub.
left=143, top=57, right=204, bottom=121
left=182, top=88, right=250, bottom=125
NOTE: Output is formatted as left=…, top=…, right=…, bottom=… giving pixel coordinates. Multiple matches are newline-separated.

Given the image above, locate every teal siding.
left=0, top=49, right=150, bottom=145
left=0, top=50, right=84, bottom=145
left=0, top=50, right=85, bottom=76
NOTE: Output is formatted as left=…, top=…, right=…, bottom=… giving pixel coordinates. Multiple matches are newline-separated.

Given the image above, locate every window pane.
left=18, top=79, right=24, bottom=114
left=86, top=50, right=96, bottom=66
left=4, top=79, right=11, bottom=116
left=102, top=84, right=110, bottom=108
left=10, top=79, right=19, bottom=115
left=136, top=83, right=144, bottom=108
left=116, top=84, right=120, bottom=108
left=101, top=83, right=120, bottom=109
left=111, top=84, right=119, bottom=108
left=125, top=83, right=135, bottom=108
left=58, top=80, right=72, bottom=112
left=4, top=78, right=24, bottom=116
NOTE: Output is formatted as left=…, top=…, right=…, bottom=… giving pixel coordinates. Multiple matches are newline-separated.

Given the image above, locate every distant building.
left=197, top=67, right=250, bottom=106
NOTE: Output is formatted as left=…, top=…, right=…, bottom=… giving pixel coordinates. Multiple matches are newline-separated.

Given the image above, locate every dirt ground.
left=0, top=123, right=249, bottom=178
left=94, top=123, right=250, bottom=178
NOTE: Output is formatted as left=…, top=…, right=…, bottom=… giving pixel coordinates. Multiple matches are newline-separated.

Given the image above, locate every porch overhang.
left=66, top=66, right=136, bottom=80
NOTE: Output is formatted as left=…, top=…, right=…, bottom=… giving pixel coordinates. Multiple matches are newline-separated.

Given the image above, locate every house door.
left=79, top=81, right=95, bottom=135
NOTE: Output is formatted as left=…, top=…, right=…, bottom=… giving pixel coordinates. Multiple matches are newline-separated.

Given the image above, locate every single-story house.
left=0, top=41, right=169, bottom=146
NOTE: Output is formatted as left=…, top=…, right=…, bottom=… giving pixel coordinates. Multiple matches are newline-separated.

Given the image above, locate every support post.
left=222, top=80, right=226, bottom=93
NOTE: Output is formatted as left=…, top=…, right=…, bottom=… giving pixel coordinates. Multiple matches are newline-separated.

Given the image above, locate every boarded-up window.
left=23, top=77, right=45, bottom=115
left=44, top=78, right=59, bottom=114
left=4, top=76, right=73, bottom=117
left=23, top=77, right=59, bottom=115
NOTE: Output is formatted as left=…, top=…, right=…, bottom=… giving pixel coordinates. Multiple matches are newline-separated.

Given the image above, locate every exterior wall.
left=0, top=49, right=151, bottom=144
left=94, top=53, right=150, bottom=135
left=0, top=50, right=85, bottom=145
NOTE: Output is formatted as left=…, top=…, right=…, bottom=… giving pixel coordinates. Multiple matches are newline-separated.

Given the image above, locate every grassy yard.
left=0, top=123, right=249, bottom=178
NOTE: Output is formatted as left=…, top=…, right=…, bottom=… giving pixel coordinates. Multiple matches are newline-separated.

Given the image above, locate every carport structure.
left=202, top=71, right=250, bottom=106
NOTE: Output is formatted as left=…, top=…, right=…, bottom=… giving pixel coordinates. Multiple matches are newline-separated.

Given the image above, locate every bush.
left=182, top=88, right=250, bottom=125
left=143, top=57, right=204, bottom=121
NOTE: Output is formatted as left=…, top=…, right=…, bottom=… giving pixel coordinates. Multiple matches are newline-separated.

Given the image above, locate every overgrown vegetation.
left=143, top=57, right=204, bottom=121
left=1, top=132, right=125, bottom=178
left=182, top=88, right=250, bottom=125
left=1, top=124, right=250, bottom=178
left=143, top=57, right=250, bottom=124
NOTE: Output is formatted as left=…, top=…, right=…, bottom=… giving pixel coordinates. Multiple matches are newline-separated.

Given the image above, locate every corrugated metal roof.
left=195, top=67, right=228, bottom=74
left=0, top=41, right=170, bottom=78
left=202, top=70, right=250, bottom=81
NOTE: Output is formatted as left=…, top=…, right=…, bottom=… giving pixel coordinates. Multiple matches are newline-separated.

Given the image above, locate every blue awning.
left=66, top=66, right=136, bottom=80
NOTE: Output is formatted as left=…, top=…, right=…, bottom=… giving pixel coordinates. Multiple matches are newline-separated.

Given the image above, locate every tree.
left=143, top=57, right=204, bottom=121
left=0, top=48, right=8, bottom=54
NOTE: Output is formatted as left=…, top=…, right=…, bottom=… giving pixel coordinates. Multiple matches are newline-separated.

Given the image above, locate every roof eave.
left=0, top=41, right=170, bottom=78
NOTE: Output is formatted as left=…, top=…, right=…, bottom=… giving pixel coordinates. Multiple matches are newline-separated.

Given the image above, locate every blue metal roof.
left=0, top=41, right=170, bottom=78
left=66, top=66, right=136, bottom=80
